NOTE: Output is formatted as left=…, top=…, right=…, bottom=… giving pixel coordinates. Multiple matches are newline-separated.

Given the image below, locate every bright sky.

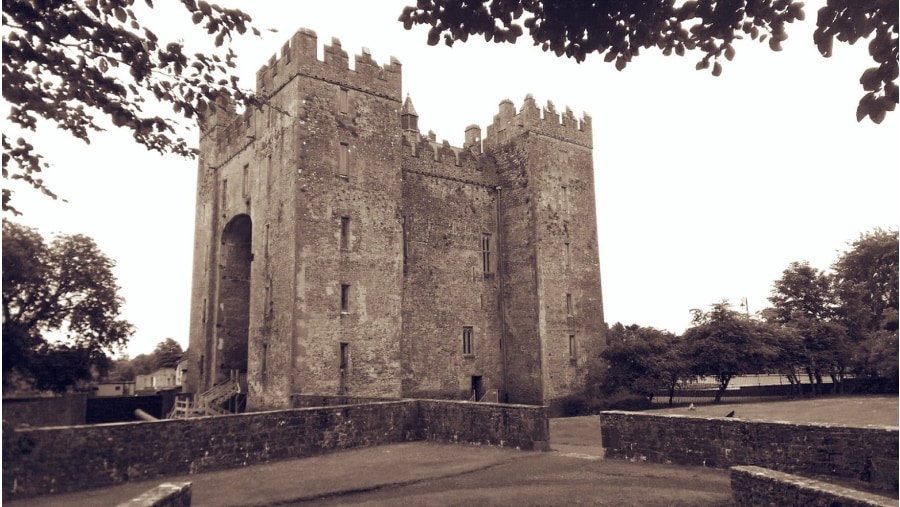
left=5, top=1, right=898, bottom=357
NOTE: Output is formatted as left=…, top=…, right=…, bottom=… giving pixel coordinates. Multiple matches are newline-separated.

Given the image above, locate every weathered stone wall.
left=189, top=28, right=405, bottom=408
left=487, top=96, right=605, bottom=407
left=287, top=51, right=404, bottom=401
left=3, top=400, right=547, bottom=501
left=1, top=395, right=86, bottom=428
left=400, top=145, right=502, bottom=399
left=492, top=139, right=544, bottom=405
left=417, top=400, right=549, bottom=450
left=600, top=411, right=899, bottom=493
left=730, top=466, right=896, bottom=507
left=289, top=394, right=395, bottom=407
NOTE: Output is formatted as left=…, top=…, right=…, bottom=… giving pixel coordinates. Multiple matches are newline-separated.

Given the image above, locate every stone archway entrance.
left=214, top=214, right=252, bottom=384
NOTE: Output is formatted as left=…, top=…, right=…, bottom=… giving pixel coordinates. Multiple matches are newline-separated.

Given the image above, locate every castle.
left=186, top=28, right=606, bottom=411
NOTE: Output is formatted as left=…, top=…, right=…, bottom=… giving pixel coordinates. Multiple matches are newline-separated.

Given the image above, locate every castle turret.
left=464, top=124, right=482, bottom=154
left=400, top=94, right=418, bottom=131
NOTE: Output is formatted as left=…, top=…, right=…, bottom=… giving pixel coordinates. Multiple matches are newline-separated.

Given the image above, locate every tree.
left=596, top=323, right=689, bottom=405
left=400, top=0, right=898, bottom=123
left=683, top=301, right=780, bottom=402
left=762, top=261, right=850, bottom=394
left=2, top=0, right=264, bottom=214
left=152, top=337, right=184, bottom=369
left=2, top=219, right=133, bottom=392
left=832, top=228, right=899, bottom=385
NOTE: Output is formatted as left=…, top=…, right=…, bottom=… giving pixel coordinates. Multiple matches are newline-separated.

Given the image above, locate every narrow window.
left=482, top=233, right=492, bottom=273
left=566, top=293, right=573, bottom=316
left=561, top=185, right=569, bottom=213
left=462, top=326, right=474, bottom=356
left=200, top=355, right=204, bottom=375
left=340, top=216, right=350, bottom=251
left=401, top=216, right=408, bottom=274
left=242, top=164, right=249, bottom=197
left=338, top=142, right=349, bottom=177
left=564, top=242, right=571, bottom=269
left=266, top=154, right=272, bottom=194
left=339, top=342, right=349, bottom=370
left=338, top=88, right=349, bottom=114
left=222, top=178, right=228, bottom=211
left=569, top=334, right=577, bottom=361
left=340, top=284, right=350, bottom=313
left=265, top=224, right=270, bottom=258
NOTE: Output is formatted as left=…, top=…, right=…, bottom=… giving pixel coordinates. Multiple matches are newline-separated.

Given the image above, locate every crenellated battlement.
left=483, top=95, right=592, bottom=151
left=199, top=28, right=404, bottom=168
left=401, top=130, right=497, bottom=188
left=254, top=29, right=401, bottom=100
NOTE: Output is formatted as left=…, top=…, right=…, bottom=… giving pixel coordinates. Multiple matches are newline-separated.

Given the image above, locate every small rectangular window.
left=340, top=216, right=350, bottom=251
left=338, top=88, right=349, bottom=114
left=338, top=142, right=349, bottom=177
left=564, top=242, right=571, bottom=269
left=566, top=293, right=573, bottom=316
left=340, top=342, right=349, bottom=370
left=561, top=185, right=569, bottom=213
left=340, top=284, right=350, bottom=313
left=462, top=326, right=474, bottom=356
left=482, top=233, right=492, bottom=273
left=222, top=178, right=228, bottom=211
left=569, top=334, right=577, bottom=361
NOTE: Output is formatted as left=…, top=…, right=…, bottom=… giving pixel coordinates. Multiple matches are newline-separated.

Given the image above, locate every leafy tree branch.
left=400, top=0, right=898, bottom=122
left=2, top=0, right=265, bottom=214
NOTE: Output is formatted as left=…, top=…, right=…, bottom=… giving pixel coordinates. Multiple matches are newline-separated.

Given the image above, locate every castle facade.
left=186, top=28, right=605, bottom=411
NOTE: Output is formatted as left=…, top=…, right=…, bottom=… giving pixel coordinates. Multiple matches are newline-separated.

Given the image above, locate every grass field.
left=549, top=395, right=898, bottom=450
left=647, top=395, right=898, bottom=427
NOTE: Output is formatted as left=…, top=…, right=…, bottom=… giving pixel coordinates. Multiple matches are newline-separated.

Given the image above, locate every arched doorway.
left=214, top=214, right=252, bottom=383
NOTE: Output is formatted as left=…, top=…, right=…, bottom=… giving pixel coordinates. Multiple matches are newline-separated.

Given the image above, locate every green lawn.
left=647, top=395, right=898, bottom=427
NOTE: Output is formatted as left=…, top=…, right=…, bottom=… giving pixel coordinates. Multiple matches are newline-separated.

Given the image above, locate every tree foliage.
left=2, top=219, right=133, bottom=392
left=832, top=228, right=899, bottom=383
left=762, top=261, right=849, bottom=393
left=152, top=337, right=184, bottom=369
left=683, top=301, right=781, bottom=402
left=400, top=0, right=898, bottom=122
left=814, top=1, right=899, bottom=123
left=106, top=338, right=184, bottom=381
left=598, top=323, right=689, bottom=405
left=2, top=0, right=263, bottom=214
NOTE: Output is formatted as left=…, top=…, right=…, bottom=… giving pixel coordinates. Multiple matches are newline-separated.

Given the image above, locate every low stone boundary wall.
left=3, top=399, right=546, bottom=500
left=730, top=466, right=896, bottom=507
left=417, top=400, right=549, bottom=450
left=290, top=394, right=395, bottom=407
left=2, top=394, right=87, bottom=427
left=117, top=482, right=192, bottom=507
left=600, top=411, right=899, bottom=493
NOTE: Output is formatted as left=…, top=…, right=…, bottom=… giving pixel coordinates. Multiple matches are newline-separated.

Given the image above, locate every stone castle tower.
left=186, top=28, right=605, bottom=412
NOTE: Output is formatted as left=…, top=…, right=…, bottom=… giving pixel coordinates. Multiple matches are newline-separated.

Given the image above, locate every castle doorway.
left=471, top=375, right=484, bottom=402
left=214, top=214, right=252, bottom=383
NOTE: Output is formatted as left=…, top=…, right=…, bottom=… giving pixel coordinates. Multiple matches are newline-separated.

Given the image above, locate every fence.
left=651, top=374, right=873, bottom=405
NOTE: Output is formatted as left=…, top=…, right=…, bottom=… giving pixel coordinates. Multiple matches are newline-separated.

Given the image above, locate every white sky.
left=5, top=1, right=898, bottom=357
